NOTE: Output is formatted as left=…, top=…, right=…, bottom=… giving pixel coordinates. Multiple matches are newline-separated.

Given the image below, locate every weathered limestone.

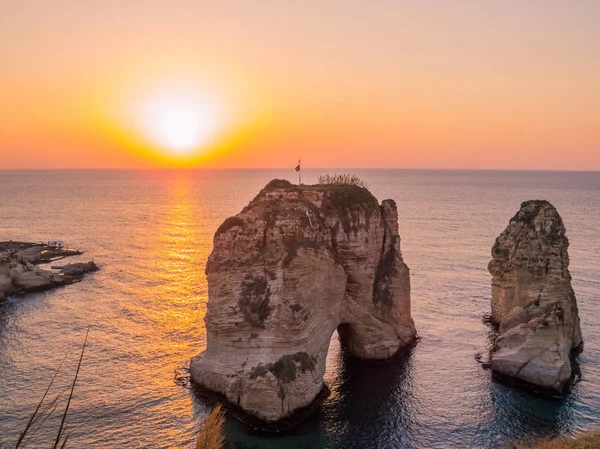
left=191, top=179, right=416, bottom=422
left=488, top=200, right=582, bottom=392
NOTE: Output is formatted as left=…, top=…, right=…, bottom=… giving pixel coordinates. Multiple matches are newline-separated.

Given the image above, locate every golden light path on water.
left=79, top=173, right=215, bottom=445
left=140, top=176, right=209, bottom=398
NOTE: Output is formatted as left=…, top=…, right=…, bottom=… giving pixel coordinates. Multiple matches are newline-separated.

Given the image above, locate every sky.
left=1, top=0, right=599, bottom=170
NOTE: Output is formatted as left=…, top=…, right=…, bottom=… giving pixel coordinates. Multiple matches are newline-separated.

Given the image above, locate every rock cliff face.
left=191, top=179, right=416, bottom=422
left=488, top=200, right=582, bottom=392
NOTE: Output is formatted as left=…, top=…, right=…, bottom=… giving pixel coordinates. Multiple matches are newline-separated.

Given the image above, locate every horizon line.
left=0, top=167, right=599, bottom=173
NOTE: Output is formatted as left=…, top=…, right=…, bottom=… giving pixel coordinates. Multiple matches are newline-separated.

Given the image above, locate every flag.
left=295, top=162, right=300, bottom=172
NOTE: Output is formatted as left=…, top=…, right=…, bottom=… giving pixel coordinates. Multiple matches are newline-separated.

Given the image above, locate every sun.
left=139, top=89, right=220, bottom=155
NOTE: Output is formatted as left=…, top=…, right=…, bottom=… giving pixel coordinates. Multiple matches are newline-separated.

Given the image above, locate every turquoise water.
left=1, top=169, right=599, bottom=448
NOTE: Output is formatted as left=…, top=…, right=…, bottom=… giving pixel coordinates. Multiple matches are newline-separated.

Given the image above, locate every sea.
left=0, top=169, right=599, bottom=449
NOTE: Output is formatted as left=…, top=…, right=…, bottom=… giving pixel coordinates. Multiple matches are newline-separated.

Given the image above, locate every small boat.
left=50, top=265, right=65, bottom=270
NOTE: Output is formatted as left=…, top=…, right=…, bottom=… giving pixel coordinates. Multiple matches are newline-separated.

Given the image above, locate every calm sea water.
left=0, top=169, right=599, bottom=449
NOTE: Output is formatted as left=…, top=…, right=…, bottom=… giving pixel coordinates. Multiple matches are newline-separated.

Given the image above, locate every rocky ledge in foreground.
left=487, top=200, right=582, bottom=393
left=0, top=241, right=98, bottom=301
left=191, top=179, right=416, bottom=423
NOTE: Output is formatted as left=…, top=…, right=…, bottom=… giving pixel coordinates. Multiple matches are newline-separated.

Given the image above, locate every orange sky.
left=1, top=1, right=599, bottom=170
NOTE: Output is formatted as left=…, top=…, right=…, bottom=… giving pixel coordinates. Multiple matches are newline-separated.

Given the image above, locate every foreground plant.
left=195, top=405, right=226, bottom=449
left=14, top=326, right=90, bottom=449
left=511, top=433, right=600, bottom=449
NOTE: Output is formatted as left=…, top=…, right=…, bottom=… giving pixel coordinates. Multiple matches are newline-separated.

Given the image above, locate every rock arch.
left=191, top=180, right=416, bottom=422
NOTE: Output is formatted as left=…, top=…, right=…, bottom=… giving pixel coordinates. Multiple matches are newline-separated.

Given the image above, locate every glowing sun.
left=139, top=89, right=220, bottom=155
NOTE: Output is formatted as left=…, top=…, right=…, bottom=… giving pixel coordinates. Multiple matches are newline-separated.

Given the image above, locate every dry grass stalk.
left=196, top=405, right=226, bottom=449
left=511, top=433, right=600, bottom=449
left=317, top=174, right=369, bottom=188
left=52, top=326, right=90, bottom=449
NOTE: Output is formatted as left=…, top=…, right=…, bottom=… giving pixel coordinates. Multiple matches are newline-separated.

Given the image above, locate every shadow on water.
left=473, top=316, right=578, bottom=448
left=319, top=342, right=419, bottom=449
left=191, top=340, right=419, bottom=449
left=475, top=375, right=578, bottom=449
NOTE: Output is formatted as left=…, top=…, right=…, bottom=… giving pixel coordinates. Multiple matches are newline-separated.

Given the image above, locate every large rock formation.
left=488, top=200, right=582, bottom=392
left=191, top=179, right=416, bottom=422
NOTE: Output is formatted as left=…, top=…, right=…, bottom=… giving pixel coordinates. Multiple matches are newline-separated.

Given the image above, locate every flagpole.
left=295, top=158, right=301, bottom=185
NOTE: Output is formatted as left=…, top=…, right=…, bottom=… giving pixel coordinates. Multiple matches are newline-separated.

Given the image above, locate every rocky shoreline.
left=0, top=241, right=98, bottom=301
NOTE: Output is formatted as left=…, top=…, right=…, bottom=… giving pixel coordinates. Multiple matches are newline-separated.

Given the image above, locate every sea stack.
left=191, top=179, right=416, bottom=422
left=488, top=200, right=582, bottom=392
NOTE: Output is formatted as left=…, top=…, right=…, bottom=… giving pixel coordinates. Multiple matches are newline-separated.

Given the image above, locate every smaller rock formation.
left=488, top=201, right=582, bottom=392
left=0, top=242, right=98, bottom=301
left=62, top=261, right=98, bottom=277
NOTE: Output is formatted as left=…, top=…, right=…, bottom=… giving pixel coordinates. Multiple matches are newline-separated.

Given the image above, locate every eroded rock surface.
left=191, top=179, right=416, bottom=422
left=488, top=200, right=582, bottom=392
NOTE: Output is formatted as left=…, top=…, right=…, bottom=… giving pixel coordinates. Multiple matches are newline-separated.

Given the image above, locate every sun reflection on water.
left=102, top=172, right=217, bottom=446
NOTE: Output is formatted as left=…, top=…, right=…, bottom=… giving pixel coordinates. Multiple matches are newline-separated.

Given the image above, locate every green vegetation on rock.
left=215, top=216, right=244, bottom=236
left=238, top=274, right=271, bottom=328
left=249, top=352, right=317, bottom=383
left=264, top=179, right=294, bottom=189
left=282, top=240, right=322, bottom=268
